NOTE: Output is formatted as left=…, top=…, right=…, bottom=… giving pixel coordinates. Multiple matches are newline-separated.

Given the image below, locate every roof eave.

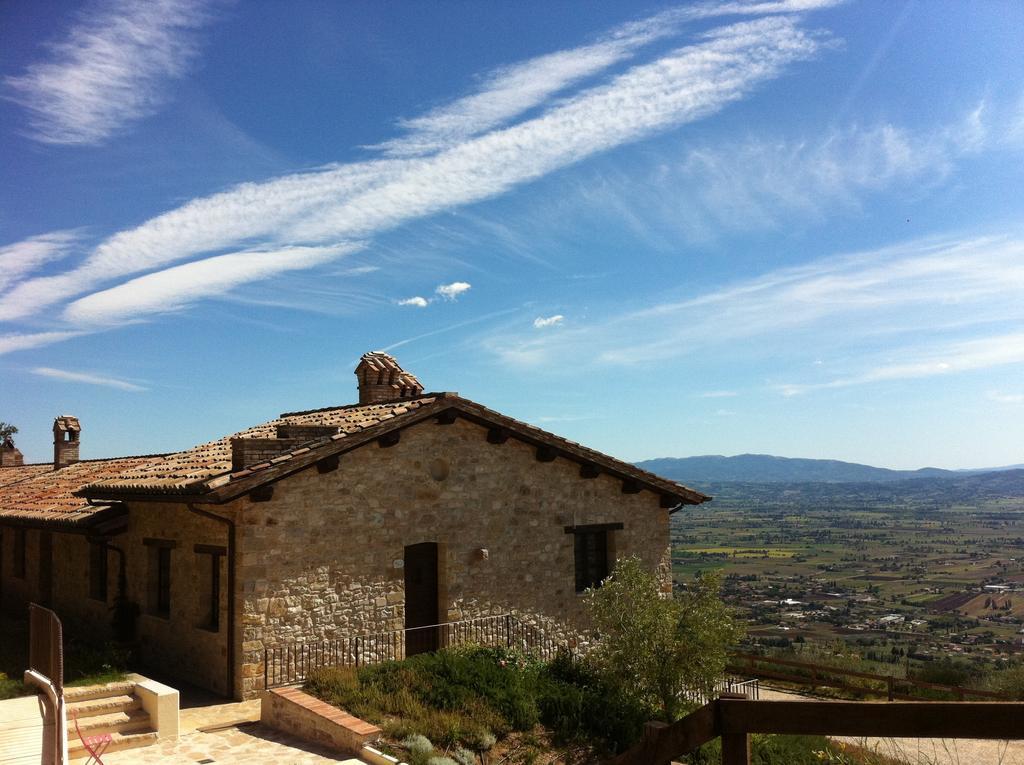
left=77, top=395, right=708, bottom=508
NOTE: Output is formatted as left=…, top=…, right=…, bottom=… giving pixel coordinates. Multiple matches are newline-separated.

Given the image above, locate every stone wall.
left=236, top=416, right=671, bottom=698
left=0, top=508, right=231, bottom=697
left=119, top=502, right=231, bottom=696
left=0, top=527, right=40, bottom=614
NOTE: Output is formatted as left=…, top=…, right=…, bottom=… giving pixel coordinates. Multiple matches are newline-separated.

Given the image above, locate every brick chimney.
left=355, top=352, right=424, bottom=404
left=0, top=435, right=23, bottom=467
left=53, top=415, right=81, bottom=470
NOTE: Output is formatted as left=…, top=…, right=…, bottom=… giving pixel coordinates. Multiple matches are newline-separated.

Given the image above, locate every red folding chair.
left=71, top=709, right=112, bottom=765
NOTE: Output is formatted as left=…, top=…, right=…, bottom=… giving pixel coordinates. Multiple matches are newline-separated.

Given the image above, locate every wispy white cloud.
left=5, top=0, right=216, bottom=145
left=988, top=391, right=1024, bottom=405
left=435, top=281, right=472, bottom=301
left=64, top=244, right=358, bottom=326
left=486, top=234, right=1024, bottom=389
left=0, top=12, right=827, bottom=327
left=534, top=99, right=1017, bottom=249
left=372, top=0, right=843, bottom=158
left=0, top=230, right=80, bottom=292
left=533, top=315, right=564, bottom=329
left=398, top=296, right=429, bottom=308
left=664, top=105, right=996, bottom=235
left=288, top=17, right=827, bottom=246
left=31, top=366, right=146, bottom=391
left=780, top=333, right=1024, bottom=395
left=0, top=331, right=85, bottom=356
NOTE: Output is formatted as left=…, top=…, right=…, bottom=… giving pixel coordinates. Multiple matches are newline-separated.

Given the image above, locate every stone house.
left=0, top=352, right=707, bottom=700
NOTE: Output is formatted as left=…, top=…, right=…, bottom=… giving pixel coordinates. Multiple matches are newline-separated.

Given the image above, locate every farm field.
left=671, top=486, right=1024, bottom=679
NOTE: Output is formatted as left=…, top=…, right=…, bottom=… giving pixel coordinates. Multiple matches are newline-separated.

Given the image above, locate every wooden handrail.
left=609, top=697, right=1024, bottom=765
left=605, top=699, right=719, bottom=765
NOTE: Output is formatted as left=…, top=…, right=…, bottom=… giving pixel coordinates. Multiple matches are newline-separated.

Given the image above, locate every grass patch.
left=0, top=617, right=130, bottom=700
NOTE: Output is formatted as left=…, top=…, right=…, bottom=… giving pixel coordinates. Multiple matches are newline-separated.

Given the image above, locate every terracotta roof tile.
left=0, top=457, right=160, bottom=524
left=0, top=463, right=51, bottom=489
left=38, top=393, right=707, bottom=508
left=84, top=397, right=438, bottom=494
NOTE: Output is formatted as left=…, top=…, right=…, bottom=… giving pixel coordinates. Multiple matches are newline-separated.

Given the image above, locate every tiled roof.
left=0, top=464, right=50, bottom=489
left=80, top=394, right=707, bottom=507
left=0, top=457, right=159, bottom=526
left=84, top=397, right=439, bottom=495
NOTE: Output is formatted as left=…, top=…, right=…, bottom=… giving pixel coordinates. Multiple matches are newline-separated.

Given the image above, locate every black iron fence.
left=264, top=613, right=565, bottom=688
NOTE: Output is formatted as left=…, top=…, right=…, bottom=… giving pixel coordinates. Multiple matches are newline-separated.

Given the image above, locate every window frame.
left=565, top=522, right=623, bottom=593
left=13, top=527, right=26, bottom=579
left=194, top=544, right=226, bottom=632
left=88, top=540, right=108, bottom=602
left=143, top=538, right=176, bottom=618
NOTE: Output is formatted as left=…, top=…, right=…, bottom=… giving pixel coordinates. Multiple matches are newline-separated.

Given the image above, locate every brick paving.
left=94, top=722, right=368, bottom=764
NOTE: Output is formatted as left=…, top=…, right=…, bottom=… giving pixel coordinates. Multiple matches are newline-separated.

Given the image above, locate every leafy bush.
left=686, top=735, right=902, bottom=764
left=307, top=647, right=537, bottom=751
left=0, top=672, right=26, bottom=701
left=990, top=662, right=1024, bottom=700
left=536, top=650, right=652, bottom=753
left=306, top=645, right=652, bottom=757
left=585, top=556, right=743, bottom=721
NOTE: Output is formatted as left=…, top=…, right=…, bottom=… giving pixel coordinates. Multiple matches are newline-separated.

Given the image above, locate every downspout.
left=186, top=503, right=237, bottom=699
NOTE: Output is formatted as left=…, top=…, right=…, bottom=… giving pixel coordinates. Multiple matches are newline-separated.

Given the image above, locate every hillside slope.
left=638, top=454, right=958, bottom=483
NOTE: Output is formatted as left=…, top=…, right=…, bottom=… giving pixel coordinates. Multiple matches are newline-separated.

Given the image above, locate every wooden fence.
left=728, top=651, right=1007, bottom=701
left=610, top=694, right=1024, bottom=765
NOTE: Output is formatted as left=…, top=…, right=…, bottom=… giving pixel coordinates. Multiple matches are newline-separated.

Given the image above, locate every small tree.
left=0, top=422, right=17, bottom=441
left=585, top=556, right=743, bottom=722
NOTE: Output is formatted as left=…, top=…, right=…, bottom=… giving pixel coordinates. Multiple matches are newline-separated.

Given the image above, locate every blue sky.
left=2, top=0, right=1023, bottom=469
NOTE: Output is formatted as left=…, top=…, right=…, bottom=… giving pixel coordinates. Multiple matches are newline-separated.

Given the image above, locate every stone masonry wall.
left=1, top=508, right=230, bottom=697
left=236, top=416, right=671, bottom=698
left=0, top=527, right=40, bottom=614
left=118, top=503, right=231, bottom=696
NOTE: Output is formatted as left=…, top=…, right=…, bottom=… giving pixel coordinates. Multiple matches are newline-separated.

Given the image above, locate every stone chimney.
left=355, top=352, right=424, bottom=405
left=0, top=435, right=23, bottom=467
left=53, top=415, right=81, bottom=470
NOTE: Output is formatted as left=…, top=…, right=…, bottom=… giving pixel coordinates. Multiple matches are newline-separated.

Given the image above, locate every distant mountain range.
left=636, top=453, right=1023, bottom=484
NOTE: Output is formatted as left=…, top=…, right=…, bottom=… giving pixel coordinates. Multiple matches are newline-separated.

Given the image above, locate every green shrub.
left=0, top=672, right=27, bottom=701
left=536, top=651, right=652, bottom=754
left=307, top=647, right=540, bottom=752
left=306, top=644, right=661, bottom=758
left=989, top=663, right=1024, bottom=699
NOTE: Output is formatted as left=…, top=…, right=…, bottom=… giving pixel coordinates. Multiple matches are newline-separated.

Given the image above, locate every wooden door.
left=404, top=542, right=439, bottom=656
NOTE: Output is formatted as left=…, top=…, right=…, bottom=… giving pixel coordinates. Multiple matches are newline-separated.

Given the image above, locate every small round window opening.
left=429, top=458, right=450, bottom=481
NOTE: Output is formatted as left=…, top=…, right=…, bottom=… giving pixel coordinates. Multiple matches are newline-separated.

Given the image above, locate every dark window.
left=89, top=541, right=108, bottom=601
left=574, top=529, right=609, bottom=592
left=13, top=528, right=26, bottom=578
left=208, top=554, right=220, bottom=631
left=156, top=547, right=171, bottom=617
left=195, top=549, right=223, bottom=632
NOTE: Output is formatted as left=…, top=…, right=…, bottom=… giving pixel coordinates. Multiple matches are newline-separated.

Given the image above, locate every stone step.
left=63, top=681, right=137, bottom=703
left=66, top=694, right=140, bottom=719
left=68, top=708, right=152, bottom=739
left=69, top=730, right=158, bottom=760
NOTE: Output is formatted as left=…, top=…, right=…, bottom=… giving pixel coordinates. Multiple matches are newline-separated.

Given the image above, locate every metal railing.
left=686, top=677, right=760, bottom=706
left=264, top=613, right=565, bottom=688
